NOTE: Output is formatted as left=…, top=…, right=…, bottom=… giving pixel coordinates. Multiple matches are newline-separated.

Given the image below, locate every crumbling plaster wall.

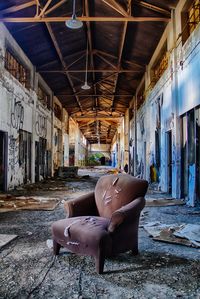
left=69, top=118, right=88, bottom=167
left=0, top=23, right=56, bottom=189
left=131, top=0, right=200, bottom=205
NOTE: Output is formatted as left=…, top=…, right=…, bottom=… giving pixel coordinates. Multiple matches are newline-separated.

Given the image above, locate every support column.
left=171, top=9, right=181, bottom=199
left=124, top=108, right=130, bottom=173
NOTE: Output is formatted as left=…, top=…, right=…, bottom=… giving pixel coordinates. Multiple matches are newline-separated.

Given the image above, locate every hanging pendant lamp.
left=81, top=39, right=90, bottom=90
left=66, top=0, right=83, bottom=30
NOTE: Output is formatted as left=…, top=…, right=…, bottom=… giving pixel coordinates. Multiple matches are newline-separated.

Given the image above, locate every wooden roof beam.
left=101, top=0, right=130, bottom=17
left=85, top=0, right=98, bottom=111
left=45, top=22, right=83, bottom=111
left=95, top=52, right=118, bottom=70
left=110, top=0, right=131, bottom=110
left=134, top=1, right=171, bottom=16
left=45, top=0, right=68, bottom=15
left=39, top=69, right=142, bottom=73
left=0, top=1, right=37, bottom=15
left=0, top=16, right=170, bottom=22
left=38, top=0, right=53, bottom=18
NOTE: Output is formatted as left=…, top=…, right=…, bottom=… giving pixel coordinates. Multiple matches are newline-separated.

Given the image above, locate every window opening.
left=5, top=50, right=30, bottom=89
left=38, top=84, right=51, bottom=109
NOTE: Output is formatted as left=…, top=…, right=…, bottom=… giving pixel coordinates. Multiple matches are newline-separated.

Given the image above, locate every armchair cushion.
left=52, top=216, right=112, bottom=257
left=64, top=191, right=98, bottom=217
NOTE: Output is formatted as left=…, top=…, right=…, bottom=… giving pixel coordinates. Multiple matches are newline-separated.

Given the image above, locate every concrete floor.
left=0, top=167, right=200, bottom=299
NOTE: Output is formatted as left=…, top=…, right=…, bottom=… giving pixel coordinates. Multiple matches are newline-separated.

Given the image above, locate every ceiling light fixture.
left=65, top=0, right=83, bottom=30
left=81, top=39, right=90, bottom=90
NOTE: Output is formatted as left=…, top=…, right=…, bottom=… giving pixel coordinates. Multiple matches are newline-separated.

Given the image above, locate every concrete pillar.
left=171, top=9, right=181, bottom=199
left=124, top=108, right=130, bottom=172
left=74, top=123, right=80, bottom=166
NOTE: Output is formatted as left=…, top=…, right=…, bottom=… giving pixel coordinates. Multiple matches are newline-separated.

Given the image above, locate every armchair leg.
left=53, top=239, right=61, bottom=255
left=95, top=251, right=105, bottom=274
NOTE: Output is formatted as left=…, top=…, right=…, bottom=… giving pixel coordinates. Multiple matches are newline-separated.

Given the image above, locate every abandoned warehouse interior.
left=0, top=0, right=200, bottom=298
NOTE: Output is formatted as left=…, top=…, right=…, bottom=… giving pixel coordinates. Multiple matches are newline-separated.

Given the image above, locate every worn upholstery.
left=52, top=174, right=148, bottom=274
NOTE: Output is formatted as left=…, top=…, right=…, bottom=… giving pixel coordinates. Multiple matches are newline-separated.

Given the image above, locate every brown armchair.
left=51, top=174, right=148, bottom=274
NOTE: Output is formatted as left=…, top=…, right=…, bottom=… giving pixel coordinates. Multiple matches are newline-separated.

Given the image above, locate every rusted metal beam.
left=0, top=16, right=170, bottom=22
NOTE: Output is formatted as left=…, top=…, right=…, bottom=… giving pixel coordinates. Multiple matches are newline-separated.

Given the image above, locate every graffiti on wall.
left=8, top=135, right=19, bottom=173
left=35, top=113, right=47, bottom=138
left=11, top=98, right=24, bottom=130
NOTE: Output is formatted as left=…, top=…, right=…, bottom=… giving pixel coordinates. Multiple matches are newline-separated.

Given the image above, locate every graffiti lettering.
left=8, top=135, right=19, bottom=173
left=35, top=113, right=47, bottom=138
left=11, top=98, right=24, bottom=130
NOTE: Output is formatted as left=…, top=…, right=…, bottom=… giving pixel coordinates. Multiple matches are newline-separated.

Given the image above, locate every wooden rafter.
left=101, top=0, right=129, bottom=17
left=45, top=22, right=83, bottom=111
left=38, top=0, right=53, bottom=18
left=0, top=16, right=170, bottom=22
left=38, top=69, right=142, bottom=73
left=95, top=52, right=118, bottom=70
left=111, top=0, right=131, bottom=110
left=85, top=0, right=98, bottom=111
left=134, top=1, right=171, bottom=15
left=45, top=0, right=68, bottom=15
left=0, top=1, right=36, bottom=15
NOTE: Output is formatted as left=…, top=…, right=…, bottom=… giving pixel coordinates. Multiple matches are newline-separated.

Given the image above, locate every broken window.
left=153, top=49, right=169, bottom=85
left=54, top=103, right=62, bottom=121
left=37, top=84, right=51, bottom=109
left=5, top=50, right=30, bottom=89
left=182, top=0, right=200, bottom=44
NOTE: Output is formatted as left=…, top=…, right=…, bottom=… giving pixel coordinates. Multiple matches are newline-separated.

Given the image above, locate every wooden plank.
left=102, top=0, right=129, bottom=17
left=135, top=1, right=171, bottom=16
left=45, top=22, right=83, bottom=111
left=0, top=1, right=36, bottom=15
left=0, top=16, right=170, bottom=22
left=45, top=0, right=68, bottom=15
left=39, top=69, right=142, bottom=73
left=38, top=0, right=53, bottom=17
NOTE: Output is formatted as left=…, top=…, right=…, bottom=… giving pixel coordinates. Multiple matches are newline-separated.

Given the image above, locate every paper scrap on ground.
left=143, top=222, right=200, bottom=248
left=0, top=196, right=60, bottom=212
left=0, top=234, right=18, bottom=249
left=145, top=198, right=185, bottom=207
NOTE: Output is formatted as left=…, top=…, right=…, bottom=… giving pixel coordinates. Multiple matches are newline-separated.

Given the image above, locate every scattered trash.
left=145, top=198, right=185, bottom=207
left=46, top=239, right=53, bottom=250
left=0, top=234, right=18, bottom=249
left=0, top=196, right=60, bottom=212
left=143, top=222, right=200, bottom=248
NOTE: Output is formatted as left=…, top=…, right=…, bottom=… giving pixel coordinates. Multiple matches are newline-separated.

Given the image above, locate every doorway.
left=195, top=107, right=200, bottom=204
left=166, top=130, right=172, bottom=194
left=0, top=131, right=7, bottom=191
left=181, top=109, right=196, bottom=205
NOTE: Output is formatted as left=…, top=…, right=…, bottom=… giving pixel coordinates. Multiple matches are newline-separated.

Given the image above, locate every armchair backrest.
left=94, top=174, right=148, bottom=218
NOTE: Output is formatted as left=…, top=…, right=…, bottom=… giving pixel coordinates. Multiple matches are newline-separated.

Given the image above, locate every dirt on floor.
left=0, top=167, right=200, bottom=299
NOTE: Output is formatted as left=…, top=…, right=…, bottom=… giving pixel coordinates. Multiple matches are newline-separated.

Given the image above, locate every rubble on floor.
left=145, top=197, right=185, bottom=207
left=0, top=167, right=199, bottom=298
left=144, top=222, right=200, bottom=248
left=0, top=234, right=18, bottom=249
left=0, top=195, right=60, bottom=212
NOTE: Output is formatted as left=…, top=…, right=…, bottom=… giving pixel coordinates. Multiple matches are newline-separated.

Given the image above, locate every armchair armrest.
left=64, top=191, right=98, bottom=217
left=108, top=197, right=145, bottom=233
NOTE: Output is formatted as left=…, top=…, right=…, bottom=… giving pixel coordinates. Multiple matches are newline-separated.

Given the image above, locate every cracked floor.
left=0, top=167, right=200, bottom=299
